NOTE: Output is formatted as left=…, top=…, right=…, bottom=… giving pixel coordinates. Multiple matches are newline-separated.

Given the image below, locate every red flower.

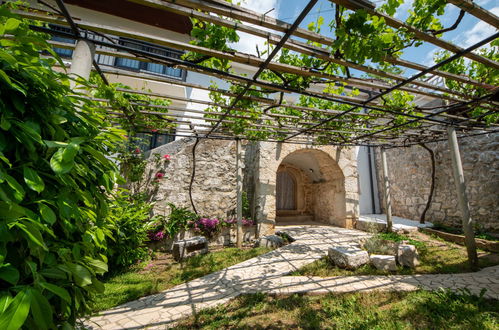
left=134, top=148, right=141, bottom=153
left=163, top=154, right=171, bottom=160
left=151, top=129, right=158, bottom=133
left=155, top=172, right=165, bottom=179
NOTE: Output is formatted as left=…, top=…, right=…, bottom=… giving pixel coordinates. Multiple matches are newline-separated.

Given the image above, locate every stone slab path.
left=84, top=225, right=499, bottom=329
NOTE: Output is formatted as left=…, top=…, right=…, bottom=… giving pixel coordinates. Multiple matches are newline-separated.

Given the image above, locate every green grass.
left=175, top=290, right=499, bottom=329
left=292, top=232, right=499, bottom=277
left=91, top=247, right=270, bottom=313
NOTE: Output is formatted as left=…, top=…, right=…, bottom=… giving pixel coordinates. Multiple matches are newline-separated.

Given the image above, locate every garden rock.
left=370, top=255, right=397, bottom=271
left=397, top=244, right=420, bottom=268
left=257, top=235, right=284, bottom=248
left=328, top=246, right=369, bottom=269
left=172, top=236, right=208, bottom=261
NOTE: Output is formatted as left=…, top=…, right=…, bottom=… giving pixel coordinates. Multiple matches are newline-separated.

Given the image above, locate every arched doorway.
left=275, top=149, right=346, bottom=225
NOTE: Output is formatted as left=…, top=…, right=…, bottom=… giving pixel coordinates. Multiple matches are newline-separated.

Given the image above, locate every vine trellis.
left=16, top=0, right=498, bottom=148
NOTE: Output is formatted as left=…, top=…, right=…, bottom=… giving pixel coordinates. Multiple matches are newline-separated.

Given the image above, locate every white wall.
left=357, top=146, right=380, bottom=214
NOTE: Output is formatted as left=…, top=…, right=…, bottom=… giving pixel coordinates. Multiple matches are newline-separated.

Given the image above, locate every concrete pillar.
left=70, top=39, right=95, bottom=91
left=236, top=139, right=243, bottom=248
left=380, top=148, right=393, bottom=232
left=447, top=126, right=478, bottom=269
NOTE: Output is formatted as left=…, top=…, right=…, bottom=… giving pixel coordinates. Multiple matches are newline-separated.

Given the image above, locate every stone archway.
left=275, top=149, right=346, bottom=225
left=253, top=142, right=359, bottom=236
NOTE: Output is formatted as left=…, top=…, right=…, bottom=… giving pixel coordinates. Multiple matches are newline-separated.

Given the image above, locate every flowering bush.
left=148, top=230, right=165, bottom=241
left=223, top=218, right=254, bottom=227
left=193, top=217, right=221, bottom=238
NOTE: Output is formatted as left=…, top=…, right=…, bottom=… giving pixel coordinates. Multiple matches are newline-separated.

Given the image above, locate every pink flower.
left=155, top=172, right=165, bottom=179
left=163, top=154, right=171, bottom=160
left=151, top=129, right=158, bottom=133
left=134, top=148, right=141, bottom=153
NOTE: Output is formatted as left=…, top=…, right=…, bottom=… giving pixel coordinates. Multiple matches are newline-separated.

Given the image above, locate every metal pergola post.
left=235, top=138, right=243, bottom=248
left=381, top=147, right=393, bottom=232
left=446, top=126, right=478, bottom=269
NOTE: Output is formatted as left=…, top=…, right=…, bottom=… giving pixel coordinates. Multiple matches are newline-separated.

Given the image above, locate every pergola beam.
left=447, top=0, right=499, bottom=29
left=328, top=0, right=499, bottom=70
left=128, top=0, right=492, bottom=92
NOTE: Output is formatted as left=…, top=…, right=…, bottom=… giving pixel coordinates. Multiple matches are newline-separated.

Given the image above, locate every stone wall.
left=375, top=133, right=499, bottom=232
left=143, top=138, right=361, bottom=237
left=144, top=138, right=247, bottom=219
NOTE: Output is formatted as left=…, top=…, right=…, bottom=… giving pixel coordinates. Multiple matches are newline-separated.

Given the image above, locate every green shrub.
left=149, top=203, right=198, bottom=239
left=105, top=189, right=152, bottom=272
left=0, top=8, right=123, bottom=328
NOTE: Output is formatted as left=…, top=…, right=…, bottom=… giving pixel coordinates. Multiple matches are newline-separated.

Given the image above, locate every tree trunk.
left=419, top=143, right=435, bottom=224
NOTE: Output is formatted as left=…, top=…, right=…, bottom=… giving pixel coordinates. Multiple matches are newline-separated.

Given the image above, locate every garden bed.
left=175, top=290, right=499, bottom=329
left=149, top=225, right=257, bottom=251
left=292, top=232, right=499, bottom=277
left=421, top=227, right=499, bottom=253
left=90, top=246, right=270, bottom=313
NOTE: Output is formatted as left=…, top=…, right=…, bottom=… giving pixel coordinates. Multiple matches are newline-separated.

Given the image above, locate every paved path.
left=85, top=225, right=499, bottom=329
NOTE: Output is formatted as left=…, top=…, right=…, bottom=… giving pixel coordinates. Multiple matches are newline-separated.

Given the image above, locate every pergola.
left=16, top=0, right=498, bottom=266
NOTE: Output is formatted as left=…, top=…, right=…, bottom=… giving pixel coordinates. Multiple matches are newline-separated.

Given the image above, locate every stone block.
left=397, top=244, right=420, bottom=268
left=328, top=246, right=369, bottom=269
left=257, top=234, right=284, bottom=248
left=355, top=220, right=386, bottom=233
left=370, top=255, right=397, bottom=271
left=172, top=236, right=208, bottom=261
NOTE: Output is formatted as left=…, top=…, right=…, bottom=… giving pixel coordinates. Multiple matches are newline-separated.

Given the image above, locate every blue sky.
left=235, top=0, right=498, bottom=76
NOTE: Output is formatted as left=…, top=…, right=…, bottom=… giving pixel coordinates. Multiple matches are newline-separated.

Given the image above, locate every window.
left=135, top=132, right=175, bottom=151
left=115, top=38, right=184, bottom=79
left=49, top=25, right=75, bottom=58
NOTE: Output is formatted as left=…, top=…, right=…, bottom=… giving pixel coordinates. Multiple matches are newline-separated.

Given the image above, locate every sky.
left=231, top=0, right=498, bottom=76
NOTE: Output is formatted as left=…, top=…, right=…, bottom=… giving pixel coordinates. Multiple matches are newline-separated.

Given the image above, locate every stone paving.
left=84, top=225, right=499, bottom=329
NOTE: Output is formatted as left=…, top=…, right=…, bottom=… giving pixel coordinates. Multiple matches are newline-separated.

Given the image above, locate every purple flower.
left=148, top=230, right=165, bottom=241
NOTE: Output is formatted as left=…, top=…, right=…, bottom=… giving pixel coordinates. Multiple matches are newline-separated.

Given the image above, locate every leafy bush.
left=105, top=189, right=152, bottom=272
left=149, top=203, right=198, bottom=240
left=0, top=8, right=123, bottom=328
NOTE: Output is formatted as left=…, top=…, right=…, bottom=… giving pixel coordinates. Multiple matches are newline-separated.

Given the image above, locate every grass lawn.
left=91, top=247, right=271, bottom=312
left=175, top=290, right=499, bottom=329
left=292, top=231, right=499, bottom=277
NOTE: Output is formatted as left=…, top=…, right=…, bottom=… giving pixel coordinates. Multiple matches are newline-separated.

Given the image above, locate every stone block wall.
left=143, top=138, right=248, bottom=219
left=375, top=133, right=499, bottom=232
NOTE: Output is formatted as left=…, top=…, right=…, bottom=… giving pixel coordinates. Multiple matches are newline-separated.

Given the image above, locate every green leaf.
left=0, top=116, right=10, bottom=131
left=39, top=204, right=56, bottom=225
left=85, top=258, right=108, bottom=275
left=50, top=149, right=74, bottom=174
left=0, top=202, right=26, bottom=220
left=0, top=293, right=12, bottom=313
left=62, top=142, right=79, bottom=162
left=27, top=288, right=53, bottom=330
left=67, top=263, right=92, bottom=287
left=4, top=18, right=21, bottom=33
left=39, top=282, right=71, bottom=303
left=4, top=175, right=24, bottom=202
left=0, top=289, right=31, bottom=330
left=0, top=265, right=19, bottom=285
left=43, top=141, right=68, bottom=148
left=15, top=221, right=48, bottom=251
left=23, top=167, right=45, bottom=193
left=38, top=268, right=66, bottom=280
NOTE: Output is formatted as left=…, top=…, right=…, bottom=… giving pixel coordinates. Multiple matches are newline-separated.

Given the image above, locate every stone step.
left=276, top=215, right=314, bottom=223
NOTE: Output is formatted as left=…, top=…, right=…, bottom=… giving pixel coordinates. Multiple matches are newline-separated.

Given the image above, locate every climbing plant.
left=0, top=6, right=124, bottom=329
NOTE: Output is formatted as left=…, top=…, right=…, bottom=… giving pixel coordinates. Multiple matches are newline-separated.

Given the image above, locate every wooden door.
left=276, top=171, right=296, bottom=210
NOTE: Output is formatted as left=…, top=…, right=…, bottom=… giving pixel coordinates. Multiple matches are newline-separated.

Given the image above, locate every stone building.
left=146, top=138, right=360, bottom=236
